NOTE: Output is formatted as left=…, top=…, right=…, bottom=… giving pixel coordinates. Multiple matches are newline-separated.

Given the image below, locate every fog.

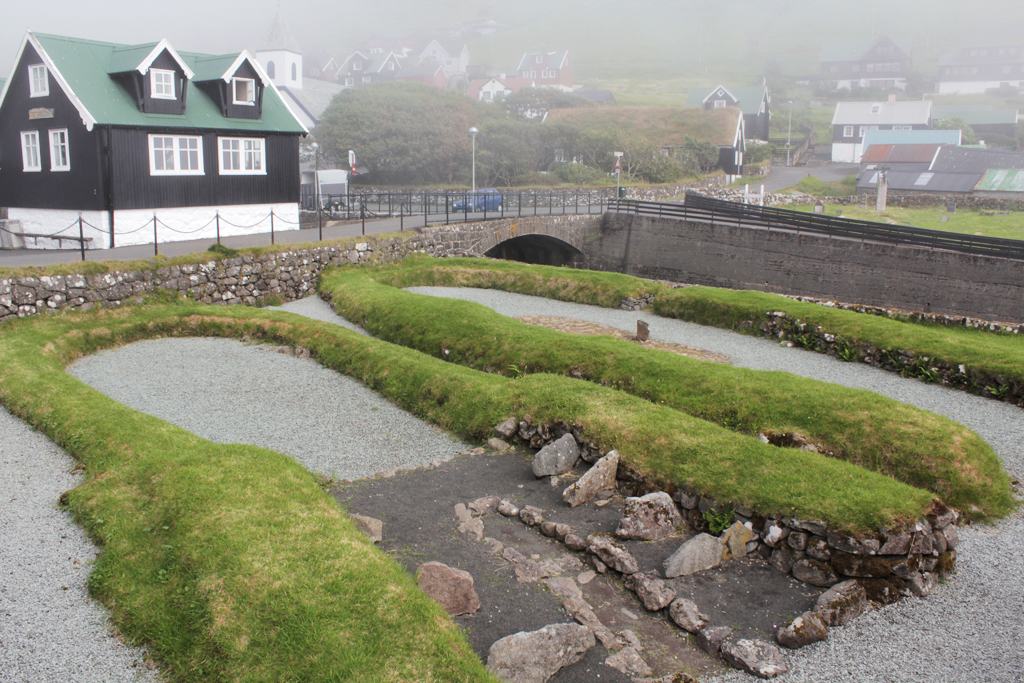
left=3, top=0, right=1022, bottom=85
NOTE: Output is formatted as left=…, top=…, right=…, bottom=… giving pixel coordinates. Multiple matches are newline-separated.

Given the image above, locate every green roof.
left=30, top=33, right=304, bottom=134
left=685, top=85, right=768, bottom=116
left=932, top=105, right=1019, bottom=126
left=977, top=168, right=1024, bottom=192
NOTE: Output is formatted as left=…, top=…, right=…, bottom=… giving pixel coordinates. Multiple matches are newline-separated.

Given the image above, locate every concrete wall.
left=585, top=213, right=1024, bottom=323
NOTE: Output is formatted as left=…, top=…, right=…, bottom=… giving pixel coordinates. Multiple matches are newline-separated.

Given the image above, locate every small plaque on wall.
left=29, top=107, right=54, bottom=119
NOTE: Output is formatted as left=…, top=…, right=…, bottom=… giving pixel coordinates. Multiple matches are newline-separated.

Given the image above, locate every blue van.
left=453, top=188, right=503, bottom=211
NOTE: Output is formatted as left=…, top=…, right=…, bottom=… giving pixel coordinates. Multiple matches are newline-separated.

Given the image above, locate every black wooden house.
left=0, top=32, right=306, bottom=249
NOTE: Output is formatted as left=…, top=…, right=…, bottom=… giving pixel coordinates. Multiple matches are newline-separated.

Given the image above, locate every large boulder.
left=532, top=433, right=580, bottom=477
left=587, top=535, right=640, bottom=575
left=721, top=522, right=756, bottom=560
left=695, top=626, right=732, bottom=655
left=563, top=450, right=619, bottom=507
left=627, top=572, right=677, bottom=611
left=664, top=533, right=722, bottom=578
left=486, top=623, right=595, bottom=683
left=668, top=598, right=707, bottom=633
left=791, top=559, right=840, bottom=587
left=605, top=647, right=653, bottom=678
left=720, top=639, right=789, bottom=679
left=416, top=561, right=481, bottom=616
left=776, top=611, right=828, bottom=649
left=494, top=416, right=519, bottom=439
left=616, top=492, right=684, bottom=541
left=813, top=580, right=869, bottom=627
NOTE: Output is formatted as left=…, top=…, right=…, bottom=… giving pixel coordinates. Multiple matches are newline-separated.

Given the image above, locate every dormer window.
left=871, top=103, right=881, bottom=113
left=29, top=64, right=48, bottom=97
left=535, top=56, right=542, bottom=63
left=233, top=78, right=255, bottom=105
left=353, top=61, right=363, bottom=70
left=388, top=61, right=395, bottom=71
left=151, top=69, right=176, bottom=99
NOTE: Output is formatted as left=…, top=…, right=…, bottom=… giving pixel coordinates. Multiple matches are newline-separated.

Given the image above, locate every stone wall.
left=0, top=215, right=604, bottom=324
left=586, top=212, right=1024, bottom=324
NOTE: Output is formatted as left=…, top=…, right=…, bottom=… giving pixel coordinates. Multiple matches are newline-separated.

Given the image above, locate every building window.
left=151, top=69, right=175, bottom=99
left=1004, top=65, right=1012, bottom=74
left=866, top=63, right=874, bottom=72
left=48, top=129, right=70, bottom=171
left=714, top=99, right=727, bottom=108
left=858, top=126, right=869, bottom=137
left=219, top=137, right=265, bottom=175
left=233, top=78, right=255, bottom=105
left=893, top=63, right=900, bottom=72
left=362, top=75, right=372, bottom=83
left=893, top=125, right=912, bottom=131
left=291, top=63, right=297, bottom=80
left=535, top=56, right=543, bottom=63
left=29, top=63, right=49, bottom=97
left=149, top=135, right=203, bottom=175
left=311, top=67, right=320, bottom=76
left=345, top=77, right=354, bottom=86
left=388, top=61, right=395, bottom=71
left=20, top=131, right=41, bottom=171
left=852, top=64, right=860, bottom=72
left=267, top=61, right=276, bottom=79
left=843, top=125, right=854, bottom=137
left=871, top=104, right=881, bottom=113
left=483, top=91, right=492, bottom=101
left=353, top=61, right=363, bottom=70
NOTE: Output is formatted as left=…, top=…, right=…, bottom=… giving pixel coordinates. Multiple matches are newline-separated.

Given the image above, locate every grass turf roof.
left=317, top=256, right=1015, bottom=521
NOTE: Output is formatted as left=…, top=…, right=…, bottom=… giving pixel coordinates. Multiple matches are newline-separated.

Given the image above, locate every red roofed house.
left=517, top=51, right=573, bottom=92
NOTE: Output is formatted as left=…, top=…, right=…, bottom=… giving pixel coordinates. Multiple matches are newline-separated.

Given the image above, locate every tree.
left=475, top=119, right=545, bottom=186
left=316, top=82, right=479, bottom=184
left=934, top=117, right=978, bottom=145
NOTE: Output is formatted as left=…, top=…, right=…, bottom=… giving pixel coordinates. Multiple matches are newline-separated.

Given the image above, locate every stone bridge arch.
left=430, top=215, right=603, bottom=266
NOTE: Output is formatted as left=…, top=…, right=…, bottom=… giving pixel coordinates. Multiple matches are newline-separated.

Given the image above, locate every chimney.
left=888, top=93, right=897, bottom=102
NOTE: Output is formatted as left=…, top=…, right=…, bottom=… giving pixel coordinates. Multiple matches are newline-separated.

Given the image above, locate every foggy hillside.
left=2, top=0, right=1021, bottom=85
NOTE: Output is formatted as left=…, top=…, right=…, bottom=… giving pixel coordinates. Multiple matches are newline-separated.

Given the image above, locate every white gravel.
left=0, top=407, right=159, bottom=683
left=3, top=288, right=1021, bottom=683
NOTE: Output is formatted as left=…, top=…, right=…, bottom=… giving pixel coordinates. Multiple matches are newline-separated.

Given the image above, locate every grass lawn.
left=790, top=203, right=1024, bottom=240
left=782, top=175, right=858, bottom=196
left=319, top=256, right=1014, bottom=522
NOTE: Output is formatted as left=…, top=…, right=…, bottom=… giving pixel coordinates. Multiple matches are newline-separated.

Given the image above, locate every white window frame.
left=843, top=125, right=854, bottom=137
left=218, top=137, right=266, bottom=175
left=29, top=64, right=48, bottom=97
left=362, top=75, right=372, bottom=83
left=148, top=134, right=204, bottom=175
left=48, top=129, right=70, bottom=171
left=387, top=61, right=396, bottom=71
left=20, top=131, right=41, bottom=171
left=232, top=78, right=256, bottom=105
left=713, top=99, right=727, bottom=108
left=345, top=77, right=354, bottom=86
left=353, top=61, right=363, bottom=70
left=151, top=69, right=176, bottom=100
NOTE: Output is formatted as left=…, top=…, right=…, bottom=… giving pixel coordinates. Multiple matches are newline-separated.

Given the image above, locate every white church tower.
left=256, top=12, right=303, bottom=91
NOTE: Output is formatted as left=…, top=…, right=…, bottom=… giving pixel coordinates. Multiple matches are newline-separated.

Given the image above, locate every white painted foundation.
left=8, top=204, right=300, bottom=250
left=8, top=208, right=112, bottom=249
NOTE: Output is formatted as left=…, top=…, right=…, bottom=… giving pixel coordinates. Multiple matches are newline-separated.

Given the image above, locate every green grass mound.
left=319, top=257, right=1014, bottom=521
left=652, top=286, right=1024, bottom=391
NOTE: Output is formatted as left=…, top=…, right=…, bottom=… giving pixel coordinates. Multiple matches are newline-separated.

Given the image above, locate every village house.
left=686, top=84, right=771, bottom=140
left=936, top=45, right=1024, bottom=94
left=516, top=51, right=573, bottom=92
left=819, top=35, right=913, bottom=92
left=831, top=98, right=932, bottom=162
left=0, top=31, right=306, bottom=249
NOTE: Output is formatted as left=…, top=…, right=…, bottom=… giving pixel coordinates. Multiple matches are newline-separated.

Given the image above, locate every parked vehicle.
left=453, top=188, right=503, bottom=211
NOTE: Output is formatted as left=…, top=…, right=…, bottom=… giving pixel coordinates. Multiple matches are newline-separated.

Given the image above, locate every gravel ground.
left=405, top=286, right=1024, bottom=683
left=4, top=289, right=1021, bottom=683
left=0, top=407, right=159, bottom=683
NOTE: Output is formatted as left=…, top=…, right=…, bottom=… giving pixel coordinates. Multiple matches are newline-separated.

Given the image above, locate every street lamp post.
left=311, top=142, right=321, bottom=240
left=469, top=127, right=479, bottom=195
left=786, top=101, right=793, bottom=167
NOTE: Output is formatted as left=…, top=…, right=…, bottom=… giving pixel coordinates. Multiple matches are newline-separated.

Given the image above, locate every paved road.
left=757, top=162, right=860, bottom=193
left=0, top=204, right=607, bottom=270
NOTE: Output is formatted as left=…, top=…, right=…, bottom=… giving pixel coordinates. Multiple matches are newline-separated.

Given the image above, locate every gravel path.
left=3, top=289, right=1021, bottom=683
left=0, top=407, right=159, bottom=683
left=405, top=286, right=1024, bottom=683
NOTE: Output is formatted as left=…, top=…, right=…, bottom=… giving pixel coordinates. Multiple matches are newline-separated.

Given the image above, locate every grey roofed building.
left=931, top=104, right=1020, bottom=140
left=831, top=100, right=933, bottom=163
left=858, top=145, right=1024, bottom=192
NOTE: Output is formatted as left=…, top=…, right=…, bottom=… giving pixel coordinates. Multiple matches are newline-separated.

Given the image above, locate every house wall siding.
left=109, top=129, right=299, bottom=210
left=0, top=41, right=106, bottom=212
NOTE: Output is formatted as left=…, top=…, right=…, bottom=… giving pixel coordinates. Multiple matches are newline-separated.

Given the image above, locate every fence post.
left=270, top=208, right=275, bottom=245
left=424, top=191, right=428, bottom=228
left=446, top=194, right=449, bottom=224
left=361, top=204, right=366, bottom=235
left=518, top=192, right=522, bottom=218
left=400, top=202, right=404, bottom=232
left=216, top=212, right=221, bottom=245
left=153, top=214, right=158, bottom=256
left=78, top=212, right=85, bottom=262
